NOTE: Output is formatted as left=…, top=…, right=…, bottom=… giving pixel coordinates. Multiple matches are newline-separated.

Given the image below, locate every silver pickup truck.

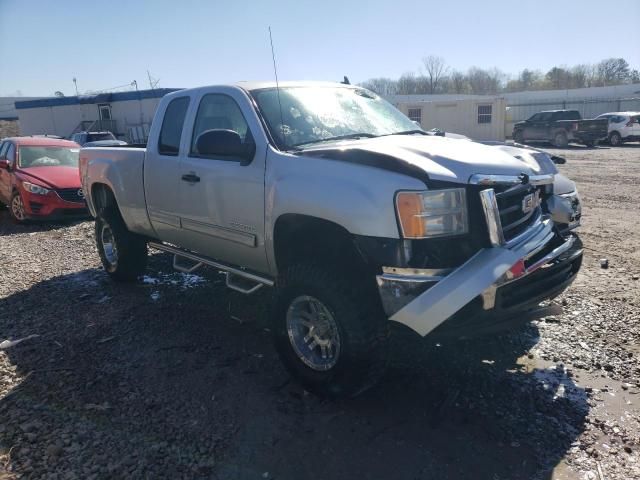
left=79, top=82, right=583, bottom=397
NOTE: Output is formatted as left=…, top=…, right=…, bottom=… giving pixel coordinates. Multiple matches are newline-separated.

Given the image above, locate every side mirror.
left=195, top=129, right=255, bottom=165
left=0, top=159, right=10, bottom=170
left=550, top=155, right=566, bottom=164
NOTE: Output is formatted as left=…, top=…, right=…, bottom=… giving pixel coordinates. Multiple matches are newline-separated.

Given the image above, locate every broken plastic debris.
left=0, top=334, right=40, bottom=350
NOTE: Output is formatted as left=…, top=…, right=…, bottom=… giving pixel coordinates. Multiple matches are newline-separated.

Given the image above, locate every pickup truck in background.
left=71, top=131, right=126, bottom=147
left=512, top=109, right=608, bottom=147
left=80, top=82, right=583, bottom=397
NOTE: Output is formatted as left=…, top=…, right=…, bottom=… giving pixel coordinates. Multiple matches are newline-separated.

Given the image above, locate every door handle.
left=181, top=173, right=200, bottom=183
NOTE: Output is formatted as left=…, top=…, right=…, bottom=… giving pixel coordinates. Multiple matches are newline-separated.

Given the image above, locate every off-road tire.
left=95, top=205, right=148, bottom=282
left=609, top=131, right=622, bottom=147
left=553, top=131, right=569, bottom=148
left=272, top=263, right=389, bottom=398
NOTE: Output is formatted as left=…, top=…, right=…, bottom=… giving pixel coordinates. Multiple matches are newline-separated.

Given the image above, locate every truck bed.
left=79, top=146, right=153, bottom=235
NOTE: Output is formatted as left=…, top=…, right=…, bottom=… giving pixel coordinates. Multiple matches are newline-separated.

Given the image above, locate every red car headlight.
left=22, top=181, right=51, bottom=196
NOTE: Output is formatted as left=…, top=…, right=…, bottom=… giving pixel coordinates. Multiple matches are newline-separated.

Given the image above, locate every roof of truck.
left=236, top=81, right=354, bottom=91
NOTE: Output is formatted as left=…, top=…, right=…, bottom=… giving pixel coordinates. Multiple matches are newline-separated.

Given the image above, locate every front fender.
left=264, top=150, right=425, bottom=272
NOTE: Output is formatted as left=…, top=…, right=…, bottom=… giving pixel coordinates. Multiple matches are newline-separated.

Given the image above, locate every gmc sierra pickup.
left=79, top=82, right=583, bottom=397
left=512, top=109, right=608, bottom=147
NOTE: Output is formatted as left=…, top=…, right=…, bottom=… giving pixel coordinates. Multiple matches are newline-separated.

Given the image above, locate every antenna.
left=268, top=26, right=286, bottom=142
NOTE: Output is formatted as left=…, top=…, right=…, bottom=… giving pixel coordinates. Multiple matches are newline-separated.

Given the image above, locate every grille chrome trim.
left=469, top=173, right=554, bottom=186
left=479, top=189, right=505, bottom=246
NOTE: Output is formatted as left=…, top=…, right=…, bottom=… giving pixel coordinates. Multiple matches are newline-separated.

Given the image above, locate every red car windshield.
left=19, top=146, right=80, bottom=168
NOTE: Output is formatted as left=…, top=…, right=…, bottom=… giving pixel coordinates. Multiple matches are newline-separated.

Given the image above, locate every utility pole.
left=133, top=80, right=144, bottom=126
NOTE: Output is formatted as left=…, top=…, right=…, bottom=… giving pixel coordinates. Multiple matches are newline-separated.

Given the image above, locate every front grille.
left=56, top=188, right=85, bottom=204
left=494, top=184, right=542, bottom=241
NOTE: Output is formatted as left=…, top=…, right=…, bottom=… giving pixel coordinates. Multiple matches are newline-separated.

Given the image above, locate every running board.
left=148, top=242, right=274, bottom=292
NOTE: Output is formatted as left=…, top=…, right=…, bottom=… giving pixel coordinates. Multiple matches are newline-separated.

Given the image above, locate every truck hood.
left=17, top=166, right=81, bottom=189
left=300, top=134, right=554, bottom=184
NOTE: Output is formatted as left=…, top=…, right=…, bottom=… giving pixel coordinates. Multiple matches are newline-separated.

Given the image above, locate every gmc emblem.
left=521, top=191, right=540, bottom=214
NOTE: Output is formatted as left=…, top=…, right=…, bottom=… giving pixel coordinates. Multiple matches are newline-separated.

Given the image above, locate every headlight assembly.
left=395, top=188, right=468, bottom=239
left=22, top=182, right=51, bottom=196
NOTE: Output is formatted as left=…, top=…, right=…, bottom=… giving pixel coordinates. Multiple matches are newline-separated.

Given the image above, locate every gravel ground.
left=1, top=144, right=639, bottom=479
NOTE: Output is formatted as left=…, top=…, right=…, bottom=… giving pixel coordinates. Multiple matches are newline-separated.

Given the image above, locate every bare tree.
left=596, top=58, right=630, bottom=85
left=422, top=55, right=448, bottom=94
left=397, top=72, right=419, bottom=95
left=449, top=70, right=468, bottom=94
left=360, top=78, right=397, bottom=96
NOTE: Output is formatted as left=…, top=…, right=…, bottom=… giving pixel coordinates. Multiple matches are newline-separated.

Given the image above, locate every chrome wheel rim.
left=286, top=295, right=341, bottom=371
left=11, top=195, right=25, bottom=221
left=611, top=134, right=620, bottom=146
left=100, top=224, right=118, bottom=266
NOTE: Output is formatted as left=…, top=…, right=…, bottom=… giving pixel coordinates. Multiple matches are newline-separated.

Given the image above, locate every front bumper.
left=376, top=215, right=583, bottom=337
left=20, top=189, right=89, bottom=220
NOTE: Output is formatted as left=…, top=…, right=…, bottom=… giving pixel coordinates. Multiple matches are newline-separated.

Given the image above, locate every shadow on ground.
left=0, top=255, right=588, bottom=479
left=0, top=209, right=89, bottom=236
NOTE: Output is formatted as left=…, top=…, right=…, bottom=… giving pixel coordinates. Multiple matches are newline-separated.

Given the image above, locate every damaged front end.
left=376, top=173, right=583, bottom=337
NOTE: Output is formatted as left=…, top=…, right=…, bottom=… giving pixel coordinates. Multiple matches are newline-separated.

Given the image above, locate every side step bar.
left=148, top=242, right=274, bottom=293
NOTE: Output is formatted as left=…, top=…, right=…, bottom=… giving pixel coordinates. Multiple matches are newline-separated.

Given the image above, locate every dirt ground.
left=0, top=144, right=639, bottom=480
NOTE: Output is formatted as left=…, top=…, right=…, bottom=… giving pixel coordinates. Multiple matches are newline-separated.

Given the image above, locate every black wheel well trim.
left=273, top=214, right=372, bottom=271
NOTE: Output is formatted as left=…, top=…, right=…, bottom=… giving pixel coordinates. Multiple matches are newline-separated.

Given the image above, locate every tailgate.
left=576, top=119, right=608, bottom=138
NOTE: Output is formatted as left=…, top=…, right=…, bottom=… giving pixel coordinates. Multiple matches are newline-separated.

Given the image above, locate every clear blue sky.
left=1, top=0, right=639, bottom=96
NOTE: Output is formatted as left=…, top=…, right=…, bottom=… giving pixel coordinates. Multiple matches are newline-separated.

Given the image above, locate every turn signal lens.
left=395, top=189, right=468, bottom=239
left=396, top=192, right=425, bottom=238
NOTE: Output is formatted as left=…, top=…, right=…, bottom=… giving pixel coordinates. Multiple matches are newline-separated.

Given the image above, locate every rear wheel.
left=553, top=131, right=568, bottom=148
left=609, top=131, right=622, bottom=146
left=272, top=263, right=388, bottom=398
left=95, top=205, right=148, bottom=281
left=9, top=192, right=27, bottom=223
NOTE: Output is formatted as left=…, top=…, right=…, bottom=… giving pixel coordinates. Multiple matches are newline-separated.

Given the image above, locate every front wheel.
left=95, top=206, right=148, bottom=282
left=272, top=264, right=388, bottom=398
left=553, top=131, right=569, bottom=148
left=609, top=131, right=622, bottom=146
left=9, top=192, right=27, bottom=223
left=513, top=130, right=524, bottom=144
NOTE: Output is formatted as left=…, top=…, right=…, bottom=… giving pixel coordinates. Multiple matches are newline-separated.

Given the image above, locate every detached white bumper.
left=377, top=214, right=582, bottom=337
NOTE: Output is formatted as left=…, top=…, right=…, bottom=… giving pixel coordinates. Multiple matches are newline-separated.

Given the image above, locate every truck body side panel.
left=80, top=147, right=155, bottom=237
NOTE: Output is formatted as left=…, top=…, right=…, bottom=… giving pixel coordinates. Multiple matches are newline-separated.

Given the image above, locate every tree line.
left=360, top=56, right=640, bottom=96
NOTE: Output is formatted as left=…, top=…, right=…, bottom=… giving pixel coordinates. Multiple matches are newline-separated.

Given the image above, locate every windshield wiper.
left=292, top=133, right=378, bottom=148
left=382, top=129, right=428, bottom=136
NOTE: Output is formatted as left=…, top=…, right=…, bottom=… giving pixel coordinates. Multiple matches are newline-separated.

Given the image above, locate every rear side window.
left=158, top=97, right=190, bottom=156
left=560, top=111, right=580, bottom=120
left=0, top=142, right=8, bottom=158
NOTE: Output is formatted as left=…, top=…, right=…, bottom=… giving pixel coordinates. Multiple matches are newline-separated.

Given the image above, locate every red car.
left=0, top=137, right=88, bottom=222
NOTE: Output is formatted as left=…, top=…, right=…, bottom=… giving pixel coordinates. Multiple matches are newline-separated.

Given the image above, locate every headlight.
left=395, top=188, right=468, bottom=238
left=559, top=191, right=582, bottom=229
left=22, top=182, right=51, bottom=195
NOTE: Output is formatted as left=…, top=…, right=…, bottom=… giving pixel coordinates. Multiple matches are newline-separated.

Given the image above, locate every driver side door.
left=173, top=89, right=269, bottom=274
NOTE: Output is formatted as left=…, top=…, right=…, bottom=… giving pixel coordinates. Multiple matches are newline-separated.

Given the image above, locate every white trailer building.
left=14, top=88, right=180, bottom=142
